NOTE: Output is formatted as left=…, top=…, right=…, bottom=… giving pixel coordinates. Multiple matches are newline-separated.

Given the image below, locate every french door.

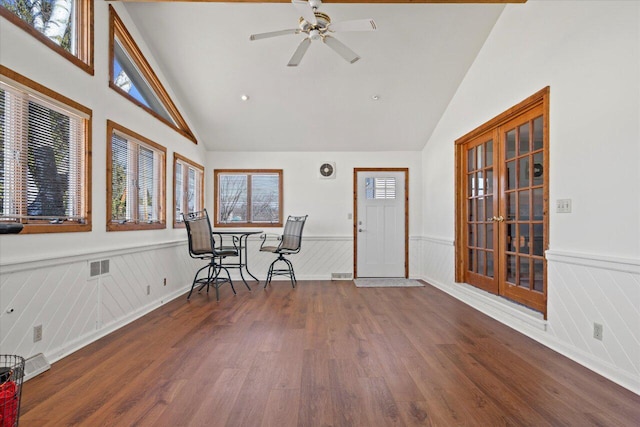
left=456, top=88, right=549, bottom=315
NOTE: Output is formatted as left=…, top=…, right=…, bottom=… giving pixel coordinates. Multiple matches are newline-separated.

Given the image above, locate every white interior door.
left=356, top=170, right=406, bottom=277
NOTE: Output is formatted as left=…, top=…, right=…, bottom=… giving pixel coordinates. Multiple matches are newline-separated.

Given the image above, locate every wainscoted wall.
left=0, top=242, right=199, bottom=364
left=0, top=235, right=431, bottom=366
left=0, top=236, right=355, bottom=365
left=227, top=236, right=354, bottom=282
left=545, top=251, right=640, bottom=393
left=417, top=237, right=640, bottom=394
left=2, top=234, right=638, bottom=394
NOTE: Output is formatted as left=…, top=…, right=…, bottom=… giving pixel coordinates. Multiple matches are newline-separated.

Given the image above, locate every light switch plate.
left=556, top=199, right=572, bottom=213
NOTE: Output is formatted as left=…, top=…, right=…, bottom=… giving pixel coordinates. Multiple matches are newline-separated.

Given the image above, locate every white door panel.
left=356, top=171, right=406, bottom=277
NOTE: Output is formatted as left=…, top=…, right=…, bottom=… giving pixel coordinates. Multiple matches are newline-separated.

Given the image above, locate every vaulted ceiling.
left=122, top=1, right=518, bottom=151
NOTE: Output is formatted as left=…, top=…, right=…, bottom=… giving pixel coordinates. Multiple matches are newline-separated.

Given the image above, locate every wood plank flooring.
left=20, top=280, right=640, bottom=426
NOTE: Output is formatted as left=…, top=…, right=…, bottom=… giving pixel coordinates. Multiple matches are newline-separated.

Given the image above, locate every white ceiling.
left=123, top=2, right=506, bottom=152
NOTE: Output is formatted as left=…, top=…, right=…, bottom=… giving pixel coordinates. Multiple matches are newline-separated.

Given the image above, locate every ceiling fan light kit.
left=250, top=0, right=377, bottom=67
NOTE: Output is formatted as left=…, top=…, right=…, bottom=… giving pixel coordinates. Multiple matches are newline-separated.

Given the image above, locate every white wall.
left=206, top=151, right=423, bottom=281
left=0, top=2, right=205, bottom=361
left=420, top=0, right=640, bottom=393
left=206, top=151, right=422, bottom=237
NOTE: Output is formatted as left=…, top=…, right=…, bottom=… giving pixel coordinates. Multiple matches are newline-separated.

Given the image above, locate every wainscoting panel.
left=419, top=236, right=456, bottom=286
left=0, top=241, right=198, bottom=364
left=231, top=236, right=354, bottom=282
left=418, top=237, right=640, bottom=394
left=0, top=261, right=97, bottom=362
left=546, top=250, right=640, bottom=390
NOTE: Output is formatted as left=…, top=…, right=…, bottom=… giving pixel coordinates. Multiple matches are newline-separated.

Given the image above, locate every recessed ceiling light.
left=241, top=94, right=249, bottom=101
left=372, top=95, right=380, bottom=100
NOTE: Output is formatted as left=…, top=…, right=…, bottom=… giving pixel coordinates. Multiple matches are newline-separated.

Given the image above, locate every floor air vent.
left=24, top=353, right=50, bottom=381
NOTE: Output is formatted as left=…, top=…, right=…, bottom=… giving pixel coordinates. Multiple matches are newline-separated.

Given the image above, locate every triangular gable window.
left=108, top=5, right=196, bottom=144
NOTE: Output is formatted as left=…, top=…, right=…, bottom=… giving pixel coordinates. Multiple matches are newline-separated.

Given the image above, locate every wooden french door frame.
left=353, top=168, right=409, bottom=279
left=455, top=87, right=550, bottom=317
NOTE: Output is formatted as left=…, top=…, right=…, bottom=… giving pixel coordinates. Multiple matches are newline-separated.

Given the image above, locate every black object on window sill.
left=0, top=223, right=24, bottom=234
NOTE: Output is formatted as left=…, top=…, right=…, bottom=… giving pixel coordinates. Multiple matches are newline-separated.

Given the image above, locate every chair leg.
left=190, top=259, right=238, bottom=302
left=209, top=263, right=236, bottom=302
left=264, top=255, right=297, bottom=288
left=284, top=258, right=296, bottom=288
left=264, top=258, right=276, bottom=288
left=187, top=263, right=212, bottom=300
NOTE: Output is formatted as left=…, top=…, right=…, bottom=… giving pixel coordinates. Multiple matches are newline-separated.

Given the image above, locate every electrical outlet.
left=33, top=325, right=43, bottom=342
left=593, top=323, right=603, bottom=341
left=146, top=285, right=151, bottom=295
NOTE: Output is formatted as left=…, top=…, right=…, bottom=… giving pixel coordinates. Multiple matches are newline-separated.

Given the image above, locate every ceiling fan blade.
left=322, top=35, right=360, bottom=64
left=292, top=0, right=317, bottom=26
left=288, top=37, right=312, bottom=67
left=329, top=19, right=377, bottom=33
left=250, top=29, right=300, bottom=41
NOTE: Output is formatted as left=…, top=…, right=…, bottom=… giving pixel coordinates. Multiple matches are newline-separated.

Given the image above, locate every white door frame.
left=353, top=168, right=409, bottom=278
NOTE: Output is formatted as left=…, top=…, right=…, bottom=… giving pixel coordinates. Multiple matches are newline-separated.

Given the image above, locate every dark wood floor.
left=20, top=280, right=640, bottom=426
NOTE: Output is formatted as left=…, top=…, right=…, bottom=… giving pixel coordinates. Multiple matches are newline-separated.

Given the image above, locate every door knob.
left=358, top=228, right=365, bottom=232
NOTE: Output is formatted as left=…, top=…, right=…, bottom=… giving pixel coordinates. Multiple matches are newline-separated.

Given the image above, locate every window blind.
left=175, top=160, right=184, bottom=220
left=186, top=165, right=200, bottom=213
left=365, top=177, right=396, bottom=200
left=0, top=80, right=86, bottom=223
left=174, top=158, right=203, bottom=223
left=110, top=130, right=163, bottom=223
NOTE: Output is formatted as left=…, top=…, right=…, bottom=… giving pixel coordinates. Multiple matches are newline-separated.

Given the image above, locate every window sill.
left=13, top=223, right=92, bottom=234
left=214, top=223, right=283, bottom=228
left=453, top=281, right=547, bottom=331
left=107, top=222, right=166, bottom=232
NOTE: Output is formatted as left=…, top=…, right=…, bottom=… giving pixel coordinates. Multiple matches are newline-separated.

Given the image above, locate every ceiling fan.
left=249, top=0, right=377, bottom=67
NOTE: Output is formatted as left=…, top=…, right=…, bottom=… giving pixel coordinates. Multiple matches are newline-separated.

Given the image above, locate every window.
left=108, top=5, right=196, bottom=144
left=0, top=65, right=91, bottom=233
left=214, top=169, right=283, bottom=227
left=107, top=120, right=166, bottom=231
left=173, top=153, right=204, bottom=228
left=365, top=177, right=396, bottom=199
left=0, top=0, right=93, bottom=74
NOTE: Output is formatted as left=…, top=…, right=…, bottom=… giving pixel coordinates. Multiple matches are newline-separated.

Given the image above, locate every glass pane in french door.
left=502, top=114, right=546, bottom=299
left=465, top=137, right=498, bottom=293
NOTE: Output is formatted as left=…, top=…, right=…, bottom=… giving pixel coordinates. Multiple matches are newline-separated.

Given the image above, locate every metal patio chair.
left=260, top=215, right=308, bottom=288
left=183, top=209, right=238, bottom=301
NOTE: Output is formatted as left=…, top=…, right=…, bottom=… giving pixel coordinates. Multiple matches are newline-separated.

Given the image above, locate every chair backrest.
left=279, top=215, right=308, bottom=252
left=183, top=210, right=214, bottom=257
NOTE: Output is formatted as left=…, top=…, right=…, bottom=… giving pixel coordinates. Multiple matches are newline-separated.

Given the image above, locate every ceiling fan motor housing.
left=299, top=12, right=331, bottom=33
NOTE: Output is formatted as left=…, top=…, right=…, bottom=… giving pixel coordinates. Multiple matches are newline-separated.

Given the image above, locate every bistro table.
left=211, top=230, right=262, bottom=289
